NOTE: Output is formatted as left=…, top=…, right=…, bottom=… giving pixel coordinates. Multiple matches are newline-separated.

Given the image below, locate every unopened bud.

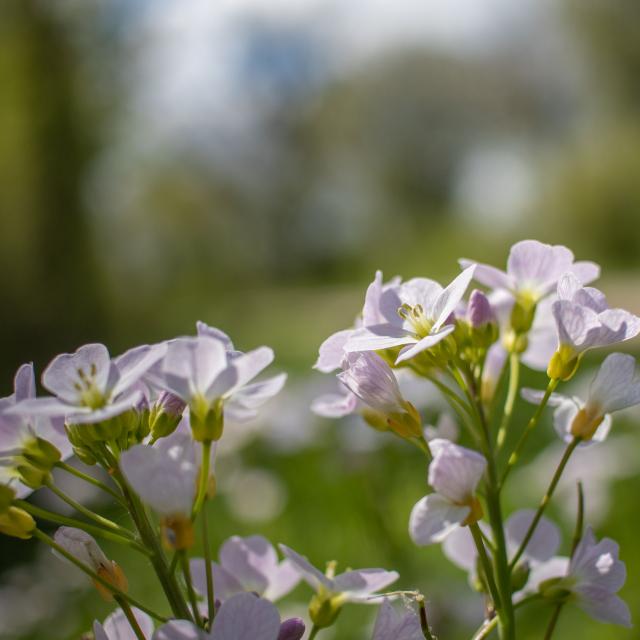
left=510, top=562, right=530, bottom=593
left=309, top=592, right=343, bottom=629
left=278, top=617, right=306, bottom=640
left=0, top=506, right=35, bottom=539
left=149, top=391, right=186, bottom=440
left=467, top=290, right=494, bottom=328
left=0, top=485, right=14, bottom=512
left=190, top=398, right=224, bottom=442
left=547, top=346, right=580, bottom=382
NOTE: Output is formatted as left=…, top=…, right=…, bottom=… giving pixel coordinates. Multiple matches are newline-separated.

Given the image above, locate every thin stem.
left=192, top=440, right=212, bottom=519
left=543, top=604, right=564, bottom=640
left=570, top=481, right=584, bottom=558
left=180, top=550, right=203, bottom=627
left=56, top=461, right=124, bottom=504
left=114, top=595, right=148, bottom=640
left=15, top=500, right=150, bottom=555
left=33, top=529, right=167, bottom=622
left=416, top=594, right=435, bottom=640
left=469, top=523, right=501, bottom=611
left=496, top=353, right=520, bottom=451
left=201, top=504, right=216, bottom=627
left=308, top=626, right=321, bottom=640
left=509, top=437, right=580, bottom=571
left=45, top=479, right=135, bottom=539
left=501, top=378, right=558, bottom=486
left=470, top=595, right=540, bottom=640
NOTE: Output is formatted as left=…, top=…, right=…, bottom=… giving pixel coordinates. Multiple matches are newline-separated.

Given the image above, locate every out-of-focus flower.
left=93, top=608, right=154, bottom=640
left=190, top=535, right=300, bottom=603
left=0, top=485, right=35, bottom=540
left=159, top=335, right=285, bottom=441
left=153, top=592, right=283, bottom=640
left=523, top=353, right=640, bottom=443
left=0, top=364, right=71, bottom=495
left=53, top=527, right=128, bottom=600
left=276, top=617, right=305, bottom=640
left=532, top=528, right=630, bottom=627
left=424, top=413, right=458, bottom=442
left=371, top=599, right=424, bottom=640
left=409, top=440, right=485, bottom=545
left=549, top=274, right=640, bottom=380
left=344, top=267, right=476, bottom=364
left=279, top=544, right=398, bottom=629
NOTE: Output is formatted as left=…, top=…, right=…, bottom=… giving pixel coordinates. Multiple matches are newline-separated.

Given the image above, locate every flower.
left=0, top=364, right=72, bottom=496
left=314, top=271, right=401, bottom=374
left=523, top=353, right=640, bottom=443
left=344, top=266, right=476, bottom=364
left=466, top=289, right=495, bottom=328
left=461, top=240, right=599, bottom=305
left=279, top=544, right=398, bottom=628
left=93, top=608, right=154, bottom=640
left=0, top=485, right=36, bottom=539
left=409, top=440, right=486, bottom=545
left=532, top=528, right=630, bottom=627
left=371, top=599, right=424, bottom=640
left=153, top=592, right=286, bottom=640
left=158, top=335, right=285, bottom=441
left=190, top=535, right=300, bottom=603
left=548, top=274, right=640, bottom=379
left=11, top=343, right=166, bottom=426
left=423, top=413, right=458, bottom=442
left=53, top=527, right=128, bottom=600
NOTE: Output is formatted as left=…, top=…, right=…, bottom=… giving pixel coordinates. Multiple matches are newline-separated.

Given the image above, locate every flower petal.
left=314, top=330, right=353, bottom=373
left=588, top=353, right=640, bottom=414
left=575, top=589, right=631, bottom=627
left=459, top=258, right=513, bottom=291
left=431, top=265, right=476, bottom=330
left=428, top=439, right=486, bottom=504
left=196, top=321, right=235, bottom=351
left=395, top=326, right=455, bottom=364
left=228, top=374, right=286, bottom=410
left=408, top=494, right=469, bottom=546
left=210, top=592, right=281, bottom=640
left=505, top=509, right=560, bottom=563
left=190, top=559, right=244, bottom=602
left=14, top=364, right=36, bottom=402
left=112, top=344, right=167, bottom=398
left=333, top=569, right=399, bottom=601
left=278, top=545, right=332, bottom=592
left=216, top=347, right=275, bottom=400
left=372, top=600, right=424, bottom=640
left=153, top=620, right=204, bottom=640
left=344, top=325, right=415, bottom=353
left=311, top=390, right=358, bottom=418
left=102, top=608, right=155, bottom=640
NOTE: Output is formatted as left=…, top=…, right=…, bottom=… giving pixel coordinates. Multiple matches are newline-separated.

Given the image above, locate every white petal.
left=428, top=439, right=486, bottom=504
left=190, top=559, right=244, bottom=602
left=372, top=600, right=424, bottom=640
left=576, top=589, right=631, bottom=627
left=219, top=536, right=274, bottom=595
left=525, top=556, right=569, bottom=593
left=520, top=388, right=568, bottom=408
left=395, top=326, right=454, bottom=364
left=333, top=569, right=399, bottom=601
left=588, top=353, right=640, bottom=414
left=14, top=363, right=36, bottom=402
left=67, top=390, right=142, bottom=425
left=228, top=374, right=286, bottom=410
left=408, top=494, right=469, bottom=546
left=278, top=545, right=332, bottom=591
left=314, top=330, right=353, bottom=373
left=262, top=559, right=301, bottom=602
left=596, top=309, right=640, bottom=348
left=442, top=525, right=482, bottom=572
left=196, top=321, right=235, bottom=351
left=112, top=344, right=167, bottom=398
left=505, top=510, right=560, bottom=563
left=120, top=444, right=196, bottom=516
left=552, top=401, right=580, bottom=443
left=551, top=300, right=601, bottom=352
left=344, top=325, right=415, bottom=353
left=53, top=527, right=109, bottom=572
left=507, top=241, right=574, bottom=295
left=363, top=271, right=403, bottom=326
left=459, top=259, right=513, bottom=291
left=311, top=390, right=358, bottom=418
left=570, top=528, right=626, bottom=593
left=431, top=265, right=476, bottom=330
left=103, top=607, right=155, bottom=640
left=220, top=347, right=275, bottom=400
left=7, top=397, right=74, bottom=418
left=399, top=278, right=443, bottom=310
left=43, top=344, right=112, bottom=404
left=153, top=620, right=204, bottom=640
left=570, top=261, right=600, bottom=286
left=210, top=593, right=281, bottom=640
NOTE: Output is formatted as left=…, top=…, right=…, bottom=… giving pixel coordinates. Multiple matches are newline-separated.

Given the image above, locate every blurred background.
left=1, top=0, right=639, bottom=638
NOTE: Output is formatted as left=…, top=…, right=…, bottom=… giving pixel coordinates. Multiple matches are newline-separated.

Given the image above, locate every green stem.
left=469, top=523, right=501, bottom=611
left=470, top=595, right=540, bottom=640
left=543, top=604, right=564, bottom=640
left=417, top=594, right=435, bottom=640
left=180, top=550, right=203, bottom=627
left=192, top=440, right=212, bottom=519
left=308, top=626, right=321, bottom=640
left=114, top=595, right=148, bottom=640
left=570, top=481, right=584, bottom=558
left=496, top=353, right=520, bottom=451
left=15, top=500, right=150, bottom=555
left=202, top=503, right=216, bottom=627
left=501, top=378, right=558, bottom=486
left=55, top=461, right=124, bottom=504
left=509, top=438, right=580, bottom=571
left=45, top=479, right=135, bottom=539
left=33, top=529, right=167, bottom=622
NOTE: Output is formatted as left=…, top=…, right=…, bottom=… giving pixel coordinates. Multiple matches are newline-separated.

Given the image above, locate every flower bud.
left=467, top=290, right=494, bottom=328
left=149, top=391, right=186, bottom=441
left=309, top=592, right=343, bottom=629
left=16, top=437, right=62, bottom=488
left=278, top=618, right=306, bottom=640
left=0, top=506, right=36, bottom=539
left=510, top=562, right=531, bottom=593
left=0, top=485, right=14, bottom=512
left=510, top=292, right=537, bottom=334
left=54, top=527, right=128, bottom=600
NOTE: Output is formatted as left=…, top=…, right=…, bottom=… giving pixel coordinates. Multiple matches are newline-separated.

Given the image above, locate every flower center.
left=398, top=303, right=433, bottom=338
left=74, top=364, right=107, bottom=409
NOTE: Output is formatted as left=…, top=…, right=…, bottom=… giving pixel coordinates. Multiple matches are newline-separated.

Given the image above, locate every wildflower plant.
left=0, top=241, right=638, bottom=639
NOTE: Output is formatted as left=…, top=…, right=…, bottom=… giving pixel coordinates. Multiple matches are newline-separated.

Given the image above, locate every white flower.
left=344, top=267, right=476, bottom=364
left=93, top=608, right=154, bottom=640
left=409, top=440, right=486, bottom=545
left=190, top=535, right=300, bottom=603
left=523, top=353, right=640, bottom=443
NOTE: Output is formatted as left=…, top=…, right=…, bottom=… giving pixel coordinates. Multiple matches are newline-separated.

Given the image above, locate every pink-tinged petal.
left=424, top=414, right=459, bottom=442
left=363, top=271, right=403, bottom=326
left=428, top=439, right=486, bottom=504
left=431, top=265, right=476, bottom=330
left=395, top=326, right=455, bottom=364
left=551, top=300, right=601, bottom=352
left=54, top=527, right=109, bottom=572
left=112, top=344, right=167, bottom=398
left=120, top=444, right=196, bottom=516
left=570, top=261, right=600, bottom=286
left=215, top=347, right=274, bottom=400
left=230, top=374, right=287, bottom=409
left=43, top=344, right=111, bottom=404
left=372, top=600, right=424, bottom=640
left=197, top=321, right=235, bottom=351
left=314, top=330, right=353, bottom=373
left=344, top=325, right=415, bottom=353
left=505, top=510, right=560, bottom=563
left=278, top=545, right=332, bottom=591
left=597, top=308, right=640, bottom=346
left=588, top=353, right=640, bottom=414
left=14, top=364, right=36, bottom=402
left=400, top=278, right=443, bottom=311
left=6, top=397, right=71, bottom=417
left=223, top=403, right=258, bottom=423
left=162, top=337, right=228, bottom=401
left=507, top=241, right=574, bottom=294
left=460, top=258, right=513, bottom=291
left=408, top=494, right=469, bottom=546
left=333, top=569, right=399, bottom=601
left=67, top=390, right=143, bottom=425
left=190, top=559, right=244, bottom=602
left=93, top=621, right=109, bottom=640
left=575, top=589, right=631, bottom=627
left=311, top=390, right=358, bottom=418
left=153, top=620, right=204, bottom=640
left=219, top=536, right=274, bottom=595
left=442, top=523, right=490, bottom=573
left=102, top=608, right=154, bottom=640
left=211, top=593, right=281, bottom=640
left=570, top=528, right=626, bottom=594
left=263, top=560, right=301, bottom=602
